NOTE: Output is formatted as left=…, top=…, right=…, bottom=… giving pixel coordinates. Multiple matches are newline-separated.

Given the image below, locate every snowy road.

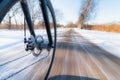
left=0, top=29, right=120, bottom=80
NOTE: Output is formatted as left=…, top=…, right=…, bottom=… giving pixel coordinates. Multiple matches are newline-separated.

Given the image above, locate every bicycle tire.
left=44, top=0, right=57, bottom=80
left=0, top=0, right=19, bottom=23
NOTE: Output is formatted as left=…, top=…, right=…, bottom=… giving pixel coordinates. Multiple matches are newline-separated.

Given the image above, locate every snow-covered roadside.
left=0, top=28, right=69, bottom=50
left=74, top=28, right=120, bottom=58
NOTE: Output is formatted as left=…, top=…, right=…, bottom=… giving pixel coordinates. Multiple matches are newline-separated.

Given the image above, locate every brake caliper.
left=25, top=35, right=36, bottom=51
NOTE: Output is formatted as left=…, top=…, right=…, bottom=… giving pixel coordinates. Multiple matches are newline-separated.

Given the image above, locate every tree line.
left=0, top=0, right=98, bottom=29
left=0, top=0, right=63, bottom=29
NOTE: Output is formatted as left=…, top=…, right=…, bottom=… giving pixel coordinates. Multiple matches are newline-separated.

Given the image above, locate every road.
left=0, top=29, right=120, bottom=80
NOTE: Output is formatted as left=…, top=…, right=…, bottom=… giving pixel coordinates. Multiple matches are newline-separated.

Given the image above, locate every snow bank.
left=74, top=28, right=120, bottom=58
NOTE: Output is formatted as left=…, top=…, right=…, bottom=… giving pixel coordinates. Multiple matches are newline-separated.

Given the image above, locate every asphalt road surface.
left=0, top=29, right=120, bottom=80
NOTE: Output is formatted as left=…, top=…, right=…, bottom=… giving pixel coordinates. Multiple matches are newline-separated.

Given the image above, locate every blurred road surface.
left=0, top=29, right=120, bottom=80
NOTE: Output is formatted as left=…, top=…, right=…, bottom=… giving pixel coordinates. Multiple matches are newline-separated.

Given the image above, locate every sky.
left=51, top=0, right=120, bottom=25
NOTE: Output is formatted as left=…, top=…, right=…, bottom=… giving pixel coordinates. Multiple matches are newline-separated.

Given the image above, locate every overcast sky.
left=51, top=0, right=120, bottom=25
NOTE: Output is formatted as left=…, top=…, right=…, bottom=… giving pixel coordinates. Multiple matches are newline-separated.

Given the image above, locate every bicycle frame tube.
left=40, top=0, right=53, bottom=47
left=20, top=0, right=35, bottom=37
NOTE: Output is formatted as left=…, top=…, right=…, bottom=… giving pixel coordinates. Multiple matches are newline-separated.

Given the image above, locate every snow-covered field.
left=0, top=28, right=120, bottom=58
left=75, top=28, right=120, bottom=58
left=0, top=28, right=69, bottom=50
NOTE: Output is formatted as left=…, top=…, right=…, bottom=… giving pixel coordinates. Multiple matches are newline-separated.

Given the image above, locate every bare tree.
left=1, top=0, right=63, bottom=29
left=2, top=2, right=21, bottom=29
left=3, top=12, right=15, bottom=29
left=77, top=0, right=98, bottom=29
left=11, top=4, right=21, bottom=28
left=5, top=0, right=42, bottom=29
left=28, top=0, right=42, bottom=26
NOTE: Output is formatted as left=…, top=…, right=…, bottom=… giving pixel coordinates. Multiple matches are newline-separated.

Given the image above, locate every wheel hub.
left=25, top=35, right=49, bottom=56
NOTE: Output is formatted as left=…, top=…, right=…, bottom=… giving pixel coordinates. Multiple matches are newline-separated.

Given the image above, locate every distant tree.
left=57, top=23, right=64, bottom=28
left=77, top=0, right=98, bottom=29
left=66, top=22, right=77, bottom=28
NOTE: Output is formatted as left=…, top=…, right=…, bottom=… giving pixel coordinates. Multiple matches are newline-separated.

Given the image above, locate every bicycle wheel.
left=0, top=0, right=57, bottom=79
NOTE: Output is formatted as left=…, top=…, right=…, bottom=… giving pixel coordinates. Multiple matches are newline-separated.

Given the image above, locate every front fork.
left=20, top=0, right=52, bottom=51
left=20, top=0, right=35, bottom=37
left=20, top=0, right=37, bottom=51
left=40, top=0, right=53, bottom=48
